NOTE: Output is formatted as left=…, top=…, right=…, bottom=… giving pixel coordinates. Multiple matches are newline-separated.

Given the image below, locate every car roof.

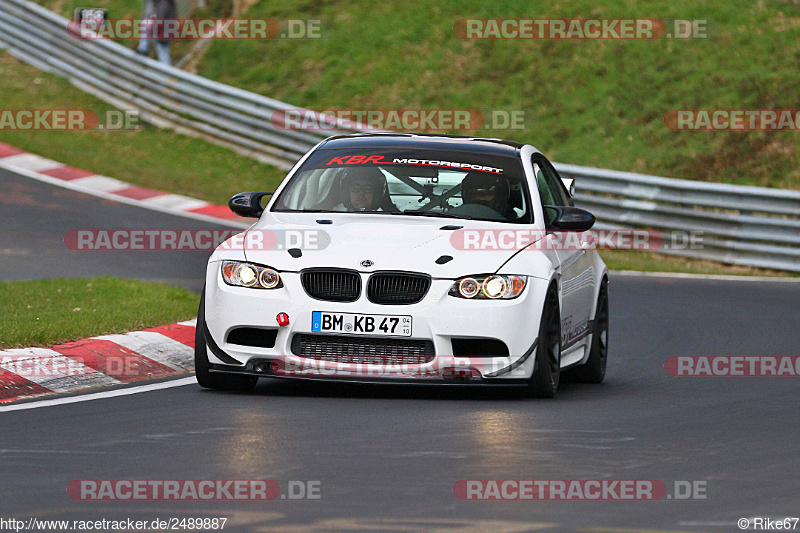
left=318, top=133, right=525, bottom=157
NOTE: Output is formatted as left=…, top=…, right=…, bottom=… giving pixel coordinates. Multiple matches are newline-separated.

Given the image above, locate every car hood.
left=238, top=212, right=543, bottom=279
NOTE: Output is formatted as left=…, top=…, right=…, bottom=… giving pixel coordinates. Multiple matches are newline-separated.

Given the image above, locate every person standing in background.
left=135, top=0, right=155, bottom=58
left=135, top=0, right=176, bottom=66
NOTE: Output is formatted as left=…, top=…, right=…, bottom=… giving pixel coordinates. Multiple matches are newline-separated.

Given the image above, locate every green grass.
left=30, top=0, right=234, bottom=60
left=33, top=0, right=233, bottom=19
left=34, top=0, right=143, bottom=20
left=0, top=52, right=285, bottom=205
left=0, top=55, right=794, bottom=280
left=193, top=0, right=800, bottom=190
left=0, top=277, right=199, bottom=348
left=4, top=2, right=798, bottom=277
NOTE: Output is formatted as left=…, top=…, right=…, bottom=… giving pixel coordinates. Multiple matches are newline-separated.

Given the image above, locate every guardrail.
left=0, top=0, right=362, bottom=169
left=557, top=164, right=800, bottom=271
left=1, top=0, right=798, bottom=272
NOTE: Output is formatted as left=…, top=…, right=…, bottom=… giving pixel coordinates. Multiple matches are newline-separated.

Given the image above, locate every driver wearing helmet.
left=333, top=167, right=397, bottom=212
left=459, top=171, right=513, bottom=220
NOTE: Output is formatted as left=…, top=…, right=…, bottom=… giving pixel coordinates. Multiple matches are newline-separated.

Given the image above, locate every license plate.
left=311, top=312, right=412, bottom=337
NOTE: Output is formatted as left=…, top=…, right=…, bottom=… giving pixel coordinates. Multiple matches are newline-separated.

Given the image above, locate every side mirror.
left=544, top=206, right=595, bottom=231
left=228, top=192, right=273, bottom=218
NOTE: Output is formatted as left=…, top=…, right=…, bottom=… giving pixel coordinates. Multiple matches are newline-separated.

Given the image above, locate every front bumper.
left=203, top=261, right=548, bottom=382
left=207, top=361, right=530, bottom=386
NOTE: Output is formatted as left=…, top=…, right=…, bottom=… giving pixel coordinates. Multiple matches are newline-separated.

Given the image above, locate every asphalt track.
left=0, top=167, right=224, bottom=293
left=2, top=167, right=799, bottom=532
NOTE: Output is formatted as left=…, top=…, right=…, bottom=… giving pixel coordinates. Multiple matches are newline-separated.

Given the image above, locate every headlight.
left=448, top=274, right=526, bottom=300
left=221, top=261, right=283, bottom=289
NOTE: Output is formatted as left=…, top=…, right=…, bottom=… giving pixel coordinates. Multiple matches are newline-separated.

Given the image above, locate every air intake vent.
left=367, top=272, right=431, bottom=305
left=226, top=328, right=277, bottom=348
left=451, top=338, right=510, bottom=357
left=301, top=269, right=361, bottom=302
left=292, top=334, right=435, bottom=363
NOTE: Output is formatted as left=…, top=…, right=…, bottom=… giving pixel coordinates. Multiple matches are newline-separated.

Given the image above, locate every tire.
left=195, top=288, right=258, bottom=392
left=564, top=278, right=608, bottom=384
left=525, top=287, right=561, bottom=398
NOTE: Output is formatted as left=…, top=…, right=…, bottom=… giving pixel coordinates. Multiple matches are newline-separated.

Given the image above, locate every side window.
left=534, top=159, right=570, bottom=207
left=534, top=161, right=555, bottom=207
left=533, top=159, right=569, bottom=225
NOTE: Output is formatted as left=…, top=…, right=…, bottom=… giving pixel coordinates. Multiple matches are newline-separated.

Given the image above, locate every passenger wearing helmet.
left=454, top=171, right=514, bottom=220
left=332, top=167, right=398, bottom=212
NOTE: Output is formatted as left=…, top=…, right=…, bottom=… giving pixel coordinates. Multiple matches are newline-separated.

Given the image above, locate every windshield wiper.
left=390, top=211, right=474, bottom=220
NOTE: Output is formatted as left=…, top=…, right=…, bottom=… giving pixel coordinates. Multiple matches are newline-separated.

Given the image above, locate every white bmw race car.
left=196, top=133, right=608, bottom=397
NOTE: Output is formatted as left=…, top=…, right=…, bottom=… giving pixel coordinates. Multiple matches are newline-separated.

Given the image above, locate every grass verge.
left=2, top=3, right=797, bottom=277
left=0, top=48, right=794, bottom=278
left=29, top=0, right=234, bottom=61
left=0, top=277, right=198, bottom=349
left=0, top=52, right=286, bottom=205
left=195, top=0, right=800, bottom=190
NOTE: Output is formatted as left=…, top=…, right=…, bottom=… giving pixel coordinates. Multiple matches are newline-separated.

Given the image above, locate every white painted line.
left=178, top=319, right=198, bottom=327
left=1, top=153, right=63, bottom=172
left=0, top=377, right=197, bottom=412
left=0, top=160, right=249, bottom=229
left=94, top=331, right=194, bottom=371
left=611, top=270, right=800, bottom=282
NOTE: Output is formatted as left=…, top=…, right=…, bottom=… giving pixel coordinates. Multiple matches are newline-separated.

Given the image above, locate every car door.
left=533, top=156, right=595, bottom=354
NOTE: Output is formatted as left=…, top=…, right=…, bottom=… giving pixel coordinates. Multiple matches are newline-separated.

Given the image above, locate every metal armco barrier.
left=1, top=0, right=798, bottom=271
left=556, top=164, right=800, bottom=272
left=0, top=0, right=362, bottom=169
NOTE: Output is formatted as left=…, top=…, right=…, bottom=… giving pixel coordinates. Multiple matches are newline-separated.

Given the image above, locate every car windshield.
left=272, top=147, right=532, bottom=223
